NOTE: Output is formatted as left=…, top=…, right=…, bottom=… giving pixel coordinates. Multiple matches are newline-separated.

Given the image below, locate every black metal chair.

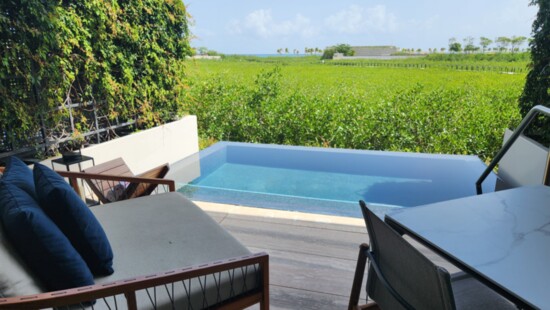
left=349, top=200, right=516, bottom=310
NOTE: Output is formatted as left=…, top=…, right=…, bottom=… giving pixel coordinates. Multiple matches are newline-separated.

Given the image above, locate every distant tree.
left=285, top=48, right=289, bottom=54
left=449, top=43, right=462, bottom=53
left=320, top=43, right=354, bottom=59
left=449, top=37, right=462, bottom=53
left=519, top=0, right=550, bottom=143
left=277, top=48, right=282, bottom=54
left=510, top=35, right=527, bottom=53
left=448, top=41, right=462, bottom=53
left=416, top=48, right=422, bottom=53
left=336, top=44, right=355, bottom=56
left=479, top=37, right=493, bottom=52
left=197, top=47, right=209, bottom=55
left=321, top=48, right=335, bottom=59
left=495, top=36, right=511, bottom=52
left=463, top=36, right=477, bottom=53
left=440, top=47, right=446, bottom=53
left=206, top=49, right=221, bottom=56
left=193, top=47, right=221, bottom=56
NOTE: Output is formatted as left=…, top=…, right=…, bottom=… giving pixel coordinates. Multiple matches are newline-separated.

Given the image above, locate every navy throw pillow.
left=0, top=182, right=94, bottom=291
left=33, top=163, right=114, bottom=276
left=1, top=157, right=35, bottom=198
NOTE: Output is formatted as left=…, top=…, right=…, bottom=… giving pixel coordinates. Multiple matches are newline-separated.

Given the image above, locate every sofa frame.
left=0, top=167, right=269, bottom=309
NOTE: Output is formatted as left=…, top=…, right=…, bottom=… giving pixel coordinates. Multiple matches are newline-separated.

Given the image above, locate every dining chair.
left=349, top=200, right=516, bottom=310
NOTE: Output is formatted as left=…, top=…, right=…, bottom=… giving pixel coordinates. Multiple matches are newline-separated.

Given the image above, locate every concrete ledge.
left=43, top=116, right=199, bottom=174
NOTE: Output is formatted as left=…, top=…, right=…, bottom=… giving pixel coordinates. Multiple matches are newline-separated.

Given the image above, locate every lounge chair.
left=82, top=157, right=170, bottom=203
left=348, top=201, right=514, bottom=310
left=0, top=166, right=269, bottom=309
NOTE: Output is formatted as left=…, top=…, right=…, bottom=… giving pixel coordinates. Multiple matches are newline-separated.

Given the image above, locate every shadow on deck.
left=200, top=203, right=459, bottom=310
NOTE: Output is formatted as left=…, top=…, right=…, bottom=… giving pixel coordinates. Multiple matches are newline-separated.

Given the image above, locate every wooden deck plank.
left=245, top=285, right=352, bottom=310
left=205, top=208, right=461, bottom=309
left=248, top=246, right=360, bottom=297
left=214, top=214, right=367, bottom=261
left=210, top=210, right=368, bottom=309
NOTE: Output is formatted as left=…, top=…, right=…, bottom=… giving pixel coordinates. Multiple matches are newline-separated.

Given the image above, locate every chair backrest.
left=125, top=163, right=170, bottom=199
left=83, top=158, right=169, bottom=203
left=84, top=157, right=133, bottom=176
left=83, top=158, right=134, bottom=203
left=359, top=201, right=456, bottom=310
left=496, top=129, right=550, bottom=190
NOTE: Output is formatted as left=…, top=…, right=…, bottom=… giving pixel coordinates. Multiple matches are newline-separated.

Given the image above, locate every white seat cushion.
left=0, top=224, right=43, bottom=297
left=91, top=192, right=260, bottom=309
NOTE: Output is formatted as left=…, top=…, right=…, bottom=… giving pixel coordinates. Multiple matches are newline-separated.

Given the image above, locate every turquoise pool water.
left=172, top=142, right=497, bottom=218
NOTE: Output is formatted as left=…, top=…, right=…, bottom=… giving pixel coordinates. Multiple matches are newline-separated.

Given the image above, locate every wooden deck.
left=199, top=203, right=459, bottom=310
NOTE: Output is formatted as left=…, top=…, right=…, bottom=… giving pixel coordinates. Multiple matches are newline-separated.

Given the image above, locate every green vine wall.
left=1, top=0, right=191, bottom=153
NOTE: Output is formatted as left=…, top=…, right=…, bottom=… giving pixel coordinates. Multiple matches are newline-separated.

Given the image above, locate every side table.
left=51, top=155, right=95, bottom=171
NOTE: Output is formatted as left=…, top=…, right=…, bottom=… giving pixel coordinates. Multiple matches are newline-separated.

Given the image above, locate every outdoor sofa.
left=0, top=162, right=269, bottom=309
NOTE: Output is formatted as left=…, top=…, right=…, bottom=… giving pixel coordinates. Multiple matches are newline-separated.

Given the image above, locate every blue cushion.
left=0, top=182, right=94, bottom=291
left=1, top=157, right=35, bottom=198
left=33, top=163, right=114, bottom=276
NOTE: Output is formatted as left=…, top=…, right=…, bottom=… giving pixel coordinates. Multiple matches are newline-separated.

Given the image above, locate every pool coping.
left=194, top=200, right=365, bottom=227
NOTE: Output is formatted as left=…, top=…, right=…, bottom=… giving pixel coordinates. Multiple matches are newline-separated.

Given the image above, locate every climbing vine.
left=0, top=0, right=191, bottom=153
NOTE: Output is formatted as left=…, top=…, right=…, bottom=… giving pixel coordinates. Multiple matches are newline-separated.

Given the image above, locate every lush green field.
left=185, top=55, right=528, bottom=160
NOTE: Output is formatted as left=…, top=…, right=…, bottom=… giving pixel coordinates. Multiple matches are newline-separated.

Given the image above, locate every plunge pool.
left=171, top=142, right=497, bottom=218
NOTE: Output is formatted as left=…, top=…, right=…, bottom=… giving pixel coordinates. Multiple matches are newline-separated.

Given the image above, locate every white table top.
left=385, top=185, right=550, bottom=310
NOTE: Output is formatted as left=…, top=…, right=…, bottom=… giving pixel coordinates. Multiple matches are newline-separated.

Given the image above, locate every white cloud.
left=228, top=9, right=317, bottom=38
left=406, top=15, right=440, bottom=32
left=244, top=9, right=273, bottom=37
left=325, top=5, right=398, bottom=34
left=228, top=19, right=243, bottom=35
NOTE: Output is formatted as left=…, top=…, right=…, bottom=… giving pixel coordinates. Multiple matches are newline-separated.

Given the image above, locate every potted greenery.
left=61, top=131, right=85, bottom=161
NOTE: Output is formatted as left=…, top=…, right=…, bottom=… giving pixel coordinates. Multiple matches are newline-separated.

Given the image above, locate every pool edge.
left=194, top=200, right=365, bottom=227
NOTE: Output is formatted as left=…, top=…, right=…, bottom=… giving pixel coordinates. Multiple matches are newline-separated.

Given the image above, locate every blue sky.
left=186, top=0, right=537, bottom=54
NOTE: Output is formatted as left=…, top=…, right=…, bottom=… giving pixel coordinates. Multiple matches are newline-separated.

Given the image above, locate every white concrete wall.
left=78, top=116, right=199, bottom=174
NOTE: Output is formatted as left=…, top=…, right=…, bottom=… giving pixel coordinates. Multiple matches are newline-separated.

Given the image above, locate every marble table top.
left=386, top=185, right=550, bottom=309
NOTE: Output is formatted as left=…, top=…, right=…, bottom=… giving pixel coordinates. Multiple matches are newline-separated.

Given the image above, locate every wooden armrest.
left=0, top=167, right=4, bottom=173
left=0, top=252, right=269, bottom=309
left=56, top=170, right=176, bottom=201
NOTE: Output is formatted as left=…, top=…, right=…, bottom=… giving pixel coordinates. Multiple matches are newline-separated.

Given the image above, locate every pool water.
left=171, top=142, right=497, bottom=218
